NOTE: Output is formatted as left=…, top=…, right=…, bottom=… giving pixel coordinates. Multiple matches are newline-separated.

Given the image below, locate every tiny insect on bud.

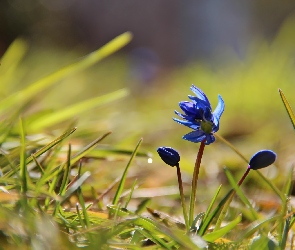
left=249, top=150, right=276, bottom=170
left=157, top=147, right=180, bottom=167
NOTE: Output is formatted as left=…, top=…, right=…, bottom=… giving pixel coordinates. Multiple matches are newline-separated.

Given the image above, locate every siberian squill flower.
left=173, top=85, right=225, bottom=145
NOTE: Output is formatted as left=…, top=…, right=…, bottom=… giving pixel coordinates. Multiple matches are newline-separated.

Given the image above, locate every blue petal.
left=213, top=116, right=219, bottom=129
left=179, top=101, right=203, bottom=120
left=205, top=134, right=216, bottom=145
left=212, top=120, right=219, bottom=133
left=174, top=110, right=196, bottom=122
left=213, top=95, right=225, bottom=122
left=179, top=101, right=195, bottom=115
left=188, top=95, right=211, bottom=111
left=182, top=130, right=206, bottom=143
left=174, top=110, right=187, bottom=119
left=190, top=85, right=211, bottom=109
left=203, top=107, right=213, bottom=122
left=173, top=118, right=200, bottom=130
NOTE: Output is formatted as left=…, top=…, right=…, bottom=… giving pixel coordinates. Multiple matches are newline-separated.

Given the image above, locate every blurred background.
left=2, top=0, right=295, bottom=64
left=1, top=0, right=295, bottom=213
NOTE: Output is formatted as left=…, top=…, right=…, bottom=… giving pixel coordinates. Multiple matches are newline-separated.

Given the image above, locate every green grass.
left=1, top=17, right=295, bottom=249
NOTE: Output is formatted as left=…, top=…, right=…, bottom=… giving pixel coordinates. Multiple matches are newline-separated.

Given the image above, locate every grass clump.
left=1, top=28, right=295, bottom=250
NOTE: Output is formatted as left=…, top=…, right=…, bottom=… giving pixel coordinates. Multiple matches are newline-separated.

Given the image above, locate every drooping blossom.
left=173, top=85, right=224, bottom=145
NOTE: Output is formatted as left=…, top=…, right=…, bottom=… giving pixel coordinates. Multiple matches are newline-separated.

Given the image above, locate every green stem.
left=214, top=166, right=251, bottom=231
left=176, top=164, right=189, bottom=232
left=189, top=139, right=206, bottom=226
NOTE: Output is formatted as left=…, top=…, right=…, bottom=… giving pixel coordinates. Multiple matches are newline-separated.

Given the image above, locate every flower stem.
left=189, top=139, right=206, bottom=226
left=238, top=166, right=251, bottom=186
left=176, top=163, right=189, bottom=232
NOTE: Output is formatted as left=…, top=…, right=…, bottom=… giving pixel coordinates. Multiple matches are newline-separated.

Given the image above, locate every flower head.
left=249, top=150, right=276, bottom=170
left=157, top=147, right=180, bottom=167
left=173, top=85, right=225, bottom=145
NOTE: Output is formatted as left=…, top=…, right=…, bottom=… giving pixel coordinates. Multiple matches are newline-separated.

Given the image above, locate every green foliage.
left=1, top=18, right=295, bottom=249
left=203, top=215, right=242, bottom=242
left=112, top=138, right=143, bottom=207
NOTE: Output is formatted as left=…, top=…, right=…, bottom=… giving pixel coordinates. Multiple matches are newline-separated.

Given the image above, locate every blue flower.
left=157, top=147, right=180, bottom=167
left=249, top=150, right=276, bottom=170
left=173, top=85, right=224, bottom=145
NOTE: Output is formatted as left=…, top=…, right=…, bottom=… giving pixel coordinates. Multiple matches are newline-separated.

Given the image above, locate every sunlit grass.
left=1, top=16, right=295, bottom=249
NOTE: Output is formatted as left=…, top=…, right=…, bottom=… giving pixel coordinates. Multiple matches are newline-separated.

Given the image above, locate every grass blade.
left=155, top=222, right=206, bottom=249
left=198, top=189, right=234, bottom=236
left=146, top=207, right=185, bottom=230
left=135, top=199, right=151, bottom=215
left=44, top=172, right=60, bottom=210
left=0, top=32, right=132, bottom=114
left=214, top=167, right=256, bottom=231
left=279, top=88, right=295, bottom=129
left=281, top=218, right=290, bottom=250
left=242, top=215, right=280, bottom=239
left=31, top=154, right=44, bottom=174
left=75, top=203, right=85, bottom=228
left=19, top=118, right=28, bottom=194
left=255, top=171, right=284, bottom=201
left=28, top=88, right=129, bottom=131
left=4, top=127, right=76, bottom=177
left=59, top=144, right=72, bottom=196
left=53, top=144, right=72, bottom=215
left=138, top=228, right=173, bottom=249
left=215, top=133, right=248, bottom=163
left=76, top=160, right=91, bottom=229
left=0, top=39, right=28, bottom=86
left=124, top=179, right=137, bottom=209
left=79, top=146, right=151, bottom=158
left=42, top=132, right=111, bottom=184
left=278, top=166, right=293, bottom=247
left=200, top=184, right=222, bottom=228
left=203, top=214, right=242, bottom=242
left=224, top=167, right=259, bottom=220
left=285, top=168, right=294, bottom=196
left=107, top=205, right=160, bottom=232
left=60, top=171, right=91, bottom=203
left=112, top=138, right=143, bottom=206
left=70, top=132, right=112, bottom=165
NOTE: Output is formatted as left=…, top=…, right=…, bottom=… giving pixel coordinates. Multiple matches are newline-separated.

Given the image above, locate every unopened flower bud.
left=249, top=150, right=276, bottom=170
left=157, top=147, right=180, bottom=167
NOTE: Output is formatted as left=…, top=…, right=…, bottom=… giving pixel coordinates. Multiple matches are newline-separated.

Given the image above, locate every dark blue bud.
left=249, top=150, right=276, bottom=170
left=157, top=147, right=180, bottom=167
